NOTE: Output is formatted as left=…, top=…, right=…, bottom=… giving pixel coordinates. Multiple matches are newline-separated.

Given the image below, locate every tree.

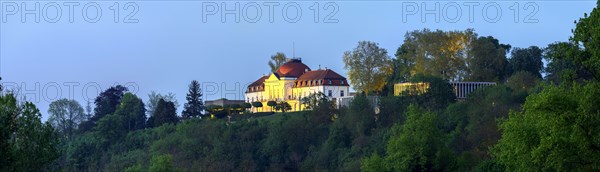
left=395, top=29, right=476, bottom=81
left=116, top=93, right=146, bottom=131
left=0, top=94, right=60, bottom=171
left=267, top=101, right=277, bottom=112
left=274, top=102, right=292, bottom=112
left=343, top=41, right=393, bottom=94
left=508, top=46, right=544, bottom=78
left=544, top=42, right=593, bottom=83
left=467, top=36, right=511, bottom=82
left=92, top=85, right=128, bottom=121
left=148, top=99, right=178, bottom=127
left=381, top=45, right=418, bottom=95
left=147, top=91, right=179, bottom=117
left=251, top=102, right=263, bottom=112
left=493, top=83, right=600, bottom=171
left=78, top=85, right=128, bottom=132
left=571, top=1, right=600, bottom=79
left=48, top=99, right=86, bottom=140
left=363, top=105, right=453, bottom=171
left=182, top=80, right=204, bottom=119
left=268, top=52, right=287, bottom=72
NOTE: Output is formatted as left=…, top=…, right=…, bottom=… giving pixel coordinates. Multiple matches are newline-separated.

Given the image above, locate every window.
left=328, top=90, right=333, bottom=97
left=341, top=90, right=345, bottom=97
left=341, top=80, right=345, bottom=84
left=328, top=80, right=332, bottom=84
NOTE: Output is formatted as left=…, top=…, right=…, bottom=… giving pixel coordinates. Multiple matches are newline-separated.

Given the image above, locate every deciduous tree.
left=343, top=41, right=393, bottom=94
left=493, top=83, right=600, bottom=171
left=467, top=36, right=511, bottom=82
left=48, top=99, right=86, bottom=140
left=508, top=46, right=544, bottom=78
left=572, top=1, right=600, bottom=79
left=268, top=52, right=287, bottom=72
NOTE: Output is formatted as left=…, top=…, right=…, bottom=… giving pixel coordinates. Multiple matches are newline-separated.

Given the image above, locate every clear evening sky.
left=0, top=0, right=596, bottom=120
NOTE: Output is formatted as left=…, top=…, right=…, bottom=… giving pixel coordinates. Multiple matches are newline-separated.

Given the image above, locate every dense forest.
left=1, top=1, right=599, bottom=171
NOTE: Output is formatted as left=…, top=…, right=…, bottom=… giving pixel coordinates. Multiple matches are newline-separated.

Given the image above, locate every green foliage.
left=300, top=92, right=330, bottom=110
left=150, top=154, right=176, bottom=172
left=243, top=103, right=252, bottom=109
left=124, top=164, right=143, bottom=172
left=544, top=42, right=593, bottom=83
left=493, top=83, right=600, bottom=171
left=48, top=99, right=86, bottom=141
left=509, top=46, right=544, bottom=78
left=266, top=101, right=276, bottom=112
left=118, top=93, right=147, bottom=131
left=0, top=94, right=60, bottom=171
left=364, top=105, right=453, bottom=171
left=343, top=41, right=393, bottom=94
left=408, top=74, right=456, bottom=110
left=572, top=2, right=600, bottom=79
left=450, top=85, right=523, bottom=170
left=91, top=85, right=128, bottom=121
left=361, top=153, right=387, bottom=172
left=79, top=85, right=128, bottom=132
left=506, top=71, right=540, bottom=94
left=467, top=36, right=511, bottom=82
left=147, top=91, right=179, bottom=118
left=148, top=99, right=179, bottom=127
left=251, top=102, right=262, bottom=108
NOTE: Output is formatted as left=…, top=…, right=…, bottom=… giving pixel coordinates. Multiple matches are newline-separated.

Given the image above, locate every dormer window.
left=341, top=80, right=345, bottom=84
left=328, top=80, right=332, bottom=84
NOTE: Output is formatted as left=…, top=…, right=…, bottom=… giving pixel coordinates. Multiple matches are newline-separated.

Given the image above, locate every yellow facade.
left=393, top=82, right=430, bottom=96
left=245, top=59, right=350, bottom=113
left=246, top=73, right=349, bottom=112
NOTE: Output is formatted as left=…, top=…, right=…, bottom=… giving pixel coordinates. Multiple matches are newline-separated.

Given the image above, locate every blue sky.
left=0, top=0, right=596, bottom=120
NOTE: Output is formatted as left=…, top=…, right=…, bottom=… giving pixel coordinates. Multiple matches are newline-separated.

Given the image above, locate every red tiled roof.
left=249, top=75, right=268, bottom=87
left=295, top=69, right=349, bottom=87
left=275, top=60, right=311, bottom=77
left=247, top=75, right=268, bottom=93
